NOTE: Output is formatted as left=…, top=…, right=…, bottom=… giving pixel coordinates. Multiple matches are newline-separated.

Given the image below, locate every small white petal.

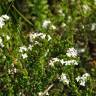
left=66, top=48, right=78, bottom=57
left=60, top=73, right=69, bottom=85
left=22, top=53, right=28, bottom=59
left=19, top=46, right=27, bottom=52
left=42, top=20, right=51, bottom=28
left=76, top=76, right=81, bottom=82
left=47, top=35, right=51, bottom=41
left=6, top=35, right=10, bottom=40
left=2, top=14, right=10, bottom=20
left=0, top=21, right=5, bottom=28
left=91, top=23, right=96, bottom=31
left=38, top=92, right=43, bottom=96
left=80, top=80, right=85, bottom=86
left=51, top=25, right=56, bottom=30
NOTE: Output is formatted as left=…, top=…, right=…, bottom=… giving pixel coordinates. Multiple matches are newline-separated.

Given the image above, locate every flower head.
left=0, top=14, right=9, bottom=28
left=66, top=48, right=78, bottom=57
left=2, top=14, right=10, bottom=20
left=42, top=20, right=51, bottom=28
left=6, top=35, right=10, bottom=40
left=0, top=20, right=5, bottom=28
left=21, top=53, right=28, bottom=59
left=76, top=73, right=90, bottom=86
left=59, top=73, right=69, bottom=85
left=19, top=46, right=27, bottom=52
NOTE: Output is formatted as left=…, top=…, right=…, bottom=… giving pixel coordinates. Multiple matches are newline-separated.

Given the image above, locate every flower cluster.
left=0, top=34, right=10, bottom=48
left=19, top=46, right=27, bottom=53
left=76, top=73, right=90, bottom=86
left=60, top=59, right=78, bottom=66
left=42, top=20, right=51, bottom=28
left=29, top=32, right=52, bottom=43
left=58, top=9, right=65, bottom=16
left=19, top=44, right=33, bottom=59
left=49, top=58, right=60, bottom=66
left=42, top=20, right=56, bottom=30
left=19, top=46, right=28, bottom=59
left=0, top=14, right=9, bottom=28
left=83, top=4, right=91, bottom=14
left=59, top=73, right=69, bottom=85
left=8, top=64, right=17, bottom=74
left=49, top=57, right=78, bottom=66
left=66, top=47, right=78, bottom=57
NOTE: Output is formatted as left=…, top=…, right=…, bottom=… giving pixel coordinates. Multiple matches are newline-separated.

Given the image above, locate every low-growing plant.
left=0, top=0, right=96, bottom=96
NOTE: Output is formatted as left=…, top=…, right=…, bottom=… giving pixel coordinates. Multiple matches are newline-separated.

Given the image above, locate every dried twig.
left=12, top=5, right=33, bottom=26
left=40, top=84, right=54, bottom=96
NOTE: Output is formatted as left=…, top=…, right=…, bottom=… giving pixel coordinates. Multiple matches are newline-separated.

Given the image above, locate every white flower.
left=44, top=49, right=49, bottom=57
left=82, top=25, right=85, bottom=29
left=76, top=73, right=90, bottom=86
left=58, top=9, right=65, bottom=16
left=14, top=68, right=17, bottom=73
left=60, top=73, right=69, bottom=85
left=0, top=20, right=5, bottom=28
left=0, top=17, right=4, bottom=22
left=80, top=80, right=85, bottom=86
left=38, top=92, right=43, bottom=96
left=83, top=4, right=90, bottom=14
left=3, top=55, right=6, bottom=59
left=78, top=48, right=85, bottom=53
left=31, top=33, right=37, bottom=39
left=6, top=35, right=10, bottom=40
left=0, top=37, right=4, bottom=47
left=2, top=14, right=10, bottom=20
left=42, top=20, right=51, bottom=28
left=66, top=48, right=78, bottom=57
left=28, top=44, right=33, bottom=50
left=51, top=25, right=56, bottom=30
left=0, top=43, right=4, bottom=47
left=34, top=41, right=39, bottom=45
left=29, top=32, right=38, bottom=42
left=37, top=33, right=46, bottom=39
left=0, top=14, right=9, bottom=28
left=49, top=60, right=55, bottom=67
left=47, top=35, right=52, bottom=41
left=19, top=46, right=27, bottom=52
left=29, top=32, right=47, bottom=42
left=60, top=59, right=65, bottom=65
left=58, top=9, right=63, bottom=14
left=62, top=23, right=66, bottom=27
left=21, top=53, right=28, bottom=59
left=40, top=34, right=46, bottom=39
left=29, top=32, right=51, bottom=42
left=19, top=92, right=22, bottom=95
left=52, top=58, right=60, bottom=62
left=76, top=76, right=81, bottom=82
left=64, top=60, right=78, bottom=66
left=82, top=73, right=90, bottom=79
left=49, top=57, right=60, bottom=67
left=0, top=37, right=3, bottom=43
left=91, top=23, right=96, bottom=31
left=46, top=92, right=49, bottom=96
left=8, top=69, right=11, bottom=74
left=68, top=16, right=72, bottom=22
